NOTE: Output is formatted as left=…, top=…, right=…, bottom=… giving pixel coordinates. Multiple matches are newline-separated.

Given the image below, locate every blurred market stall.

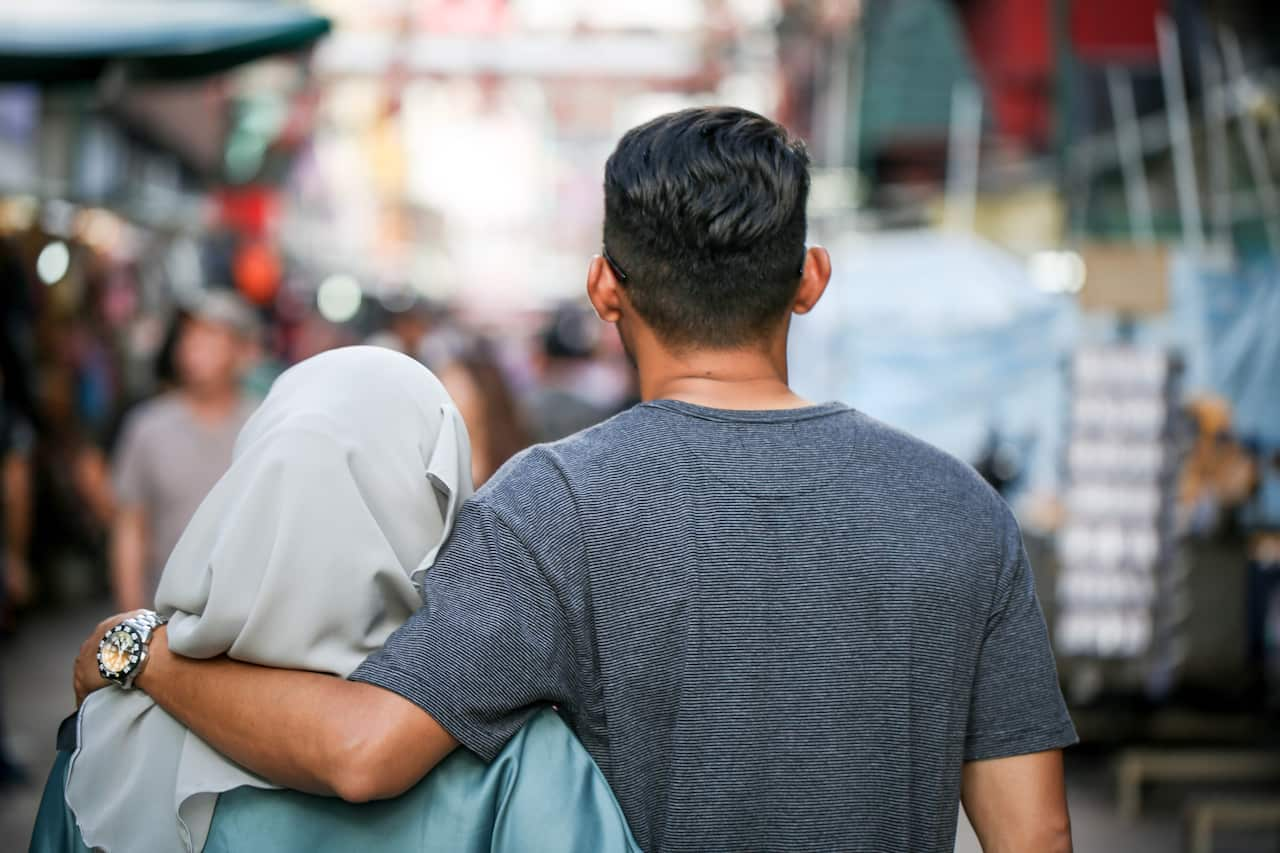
left=0, top=2, right=330, bottom=84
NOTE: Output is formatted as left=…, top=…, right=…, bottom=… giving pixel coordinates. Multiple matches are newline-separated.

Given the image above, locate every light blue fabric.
left=788, top=231, right=1074, bottom=496
left=1162, top=253, right=1280, bottom=526
left=31, top=708, right=639, bottom=853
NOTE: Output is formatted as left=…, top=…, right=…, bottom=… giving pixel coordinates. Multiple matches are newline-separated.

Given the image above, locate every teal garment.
left=30, top=750, right=86, bottom=853
left=31, top=709, right=639, bottom=853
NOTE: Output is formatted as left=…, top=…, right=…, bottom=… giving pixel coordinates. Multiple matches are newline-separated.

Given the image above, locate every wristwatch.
left=97, top=610, right=168, bottom=689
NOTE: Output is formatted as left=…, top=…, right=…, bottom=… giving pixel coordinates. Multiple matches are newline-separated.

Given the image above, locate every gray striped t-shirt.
left=353, top=400, right=1077, bottom=852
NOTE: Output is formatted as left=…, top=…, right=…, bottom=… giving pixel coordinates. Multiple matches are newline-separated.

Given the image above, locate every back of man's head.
left=602, top=106, right=810, bottom=349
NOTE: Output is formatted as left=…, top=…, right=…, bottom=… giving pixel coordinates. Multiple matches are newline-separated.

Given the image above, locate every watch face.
left=98, top=627, right=141, bottom=678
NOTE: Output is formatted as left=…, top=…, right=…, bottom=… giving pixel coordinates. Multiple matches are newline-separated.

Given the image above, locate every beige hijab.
left=67, top=346, right=473, bottom=852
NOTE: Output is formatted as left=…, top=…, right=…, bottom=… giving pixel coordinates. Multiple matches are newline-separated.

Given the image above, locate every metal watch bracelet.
left=100, top=610, right=169, bottom=690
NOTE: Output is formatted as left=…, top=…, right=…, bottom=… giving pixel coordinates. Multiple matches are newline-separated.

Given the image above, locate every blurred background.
left=1, top=1, right=1278, bottom=850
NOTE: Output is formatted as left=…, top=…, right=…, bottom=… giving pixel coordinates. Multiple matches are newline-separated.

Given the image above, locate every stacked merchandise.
left=1055, top=346, right=1186, bottom=692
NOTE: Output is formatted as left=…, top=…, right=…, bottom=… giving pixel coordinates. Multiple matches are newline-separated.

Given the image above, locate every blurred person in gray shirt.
left=522, top=303, right=614, bottom=444
left=110, top=293, right=258, bottom=610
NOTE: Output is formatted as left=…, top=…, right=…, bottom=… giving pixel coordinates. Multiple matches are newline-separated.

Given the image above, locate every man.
left=110, top=291, right=257, bottom=610
left=1, top=237, right=36, bottom=619
left=77, top=108, right=1075, bottom=852
left=1, top=334, right=35, bottom=786
left=1, top=365, right=33, bottom=620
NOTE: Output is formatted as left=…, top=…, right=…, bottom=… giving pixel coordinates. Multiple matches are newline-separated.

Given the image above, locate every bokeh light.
left=35, top=240, right=70, bottom=285
left=316, top=273, right=362, bottom=323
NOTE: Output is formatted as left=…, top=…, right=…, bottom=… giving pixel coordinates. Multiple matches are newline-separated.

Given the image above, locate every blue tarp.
left=789, top=233, right=1278, bottom=519
left=788, top=231, right=1074, bottom=492
left=1166, top=253, right=1280, bottom=526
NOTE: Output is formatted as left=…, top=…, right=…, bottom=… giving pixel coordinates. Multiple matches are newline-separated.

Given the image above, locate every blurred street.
left=2, top=0, right=1280, bottom=849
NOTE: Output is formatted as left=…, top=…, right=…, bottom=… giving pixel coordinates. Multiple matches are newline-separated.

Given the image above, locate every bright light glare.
left=317, top=274, right=362, bottom=323
left=36, top=240, right=70, bottom=285
left=1029, top=250, right=1086, bottom=294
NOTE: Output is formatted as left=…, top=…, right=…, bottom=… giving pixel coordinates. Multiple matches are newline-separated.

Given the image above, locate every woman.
left=433, top=334, right=532, bottom=487
left=31, top=346, right=638, bottom=853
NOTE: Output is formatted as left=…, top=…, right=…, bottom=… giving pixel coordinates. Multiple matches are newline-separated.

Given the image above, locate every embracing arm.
left=74, top=620, right=458, bottom=802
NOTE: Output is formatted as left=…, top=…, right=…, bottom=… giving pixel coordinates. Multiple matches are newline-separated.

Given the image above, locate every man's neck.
left=637, top=340, right=810, bottom=411
left=181, top=386, right=240, bottom=424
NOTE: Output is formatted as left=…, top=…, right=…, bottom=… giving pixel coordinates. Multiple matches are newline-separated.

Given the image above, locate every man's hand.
left=73, top=610, right=145, bottom=705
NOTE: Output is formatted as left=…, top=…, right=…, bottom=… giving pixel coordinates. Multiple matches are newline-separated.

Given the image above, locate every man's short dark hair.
left=603, top=106, right=810, bottom=348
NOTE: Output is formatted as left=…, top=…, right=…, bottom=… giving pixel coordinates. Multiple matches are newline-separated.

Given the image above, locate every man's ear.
left=792, top=246, right=831, bottom=316
left=586, top=254, right=625, bottom=324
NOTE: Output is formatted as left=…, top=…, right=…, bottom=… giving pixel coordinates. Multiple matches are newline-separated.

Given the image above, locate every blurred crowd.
left=0, top=242, right=632, bottom=632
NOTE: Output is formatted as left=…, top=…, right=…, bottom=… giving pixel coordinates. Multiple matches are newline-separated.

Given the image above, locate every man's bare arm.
left=75, top=618, right=458, bottom=802
left=109, top=508, right=150, bottom=612
left=961, top=750, right=1072, bottom=853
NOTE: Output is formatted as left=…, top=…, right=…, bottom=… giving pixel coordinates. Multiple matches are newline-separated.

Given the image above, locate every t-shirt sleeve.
left=349, top=492, right=582, bottom=762
left=112, top=412, right=150, bottom=508
left=964, top=511, right=1078, bottom=761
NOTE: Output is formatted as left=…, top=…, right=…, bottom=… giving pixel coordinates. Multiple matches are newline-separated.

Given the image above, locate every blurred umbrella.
left=0, top=1, right=330, bottom=84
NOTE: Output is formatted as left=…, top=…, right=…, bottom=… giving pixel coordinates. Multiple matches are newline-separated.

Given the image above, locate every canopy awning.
left=0, top=2, right=330, bottom=84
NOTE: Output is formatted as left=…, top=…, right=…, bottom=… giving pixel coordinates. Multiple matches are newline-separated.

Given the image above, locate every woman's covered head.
left=68, top=347, right=475, bottom=853
left=155, top=346, right=473, bottom=677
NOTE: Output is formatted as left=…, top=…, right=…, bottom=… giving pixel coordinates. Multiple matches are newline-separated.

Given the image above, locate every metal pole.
left=1069, top=141, right=1095, bottom=241
left=1198, top=44, right=1233, bottom=249
left=1106, top=66, right=1156, bottom=245
left=823, top=25, right=853, bottom=169
left=1156, top=14, right=1204, bottom=255
left=1220, top=27, right=1280, bottom=255
left=944, top=81, right=982, bottom=232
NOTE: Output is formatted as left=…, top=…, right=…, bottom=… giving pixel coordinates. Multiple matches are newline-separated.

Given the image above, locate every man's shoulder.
left=850, top=410, right=1013, bottom=525
left=122, top=393, right=255, bottom=437
left=234, top=395, right=258, bottom=422
left=543, top=405, right=652, bottom=460
left=472, top=408, right=649, bottom=511
left=119, top=393, right=186, bottom=439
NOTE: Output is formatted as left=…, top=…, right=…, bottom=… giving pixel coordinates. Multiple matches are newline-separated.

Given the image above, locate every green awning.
left=0, top=2, right=331, bottom=84
left=857, top=0, right=981, bottom=151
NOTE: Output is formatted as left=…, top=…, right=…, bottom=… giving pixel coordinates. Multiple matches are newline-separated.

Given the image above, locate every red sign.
left=216, top=187, right=279, bottom=239
left=1071, top=0, right=1162, bottom=62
